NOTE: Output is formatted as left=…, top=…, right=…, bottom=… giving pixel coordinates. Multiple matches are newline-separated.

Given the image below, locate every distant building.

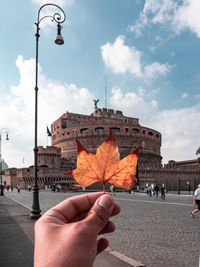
left=5, top=107, right=200, bottom=191
left=5, top=146, right=75, bottom=190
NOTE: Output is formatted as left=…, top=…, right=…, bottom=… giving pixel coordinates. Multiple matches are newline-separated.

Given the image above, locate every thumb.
left=85, top=194, right=115, bottom=235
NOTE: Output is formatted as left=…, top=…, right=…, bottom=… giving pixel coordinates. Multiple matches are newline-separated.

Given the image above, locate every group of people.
left=146, top=184, right=165, bottom=200
left=51, top=184, right=61, bottom=193
left=5, top=185, right=14, bottom=192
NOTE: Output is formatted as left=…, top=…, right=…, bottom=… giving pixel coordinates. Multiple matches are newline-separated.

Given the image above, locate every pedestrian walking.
left=191, top=184, right=200, bottom=218
left=17, top=184, right=20, bottom=193
left=154, top=184, right=159, bottom=200
left=52, top=184, right=56, bottom=193
left=110, top=185, right=115, bottom=196
left=148, top=185, right=152, bottom=197
left=56, top=184, right=61, bottom=192
left=161, top=186, right=165, bottom=200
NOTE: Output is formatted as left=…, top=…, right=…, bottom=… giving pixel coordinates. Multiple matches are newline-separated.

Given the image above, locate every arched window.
left=95, top=127, right=104, bottom=133
left=111, top=127, right=120, bottom=133
left=132, top=128, right=139, bottom=134
left=80, top=128, right=89, bottom=134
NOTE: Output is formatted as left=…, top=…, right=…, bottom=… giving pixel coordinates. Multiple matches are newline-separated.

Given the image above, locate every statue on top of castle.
left=93, top=99, right=99, bottom=109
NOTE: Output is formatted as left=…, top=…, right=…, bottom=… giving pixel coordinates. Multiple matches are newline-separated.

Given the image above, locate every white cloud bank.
left=128, top=0, right=200, bottom=39
left=1, top=55, right=93, bottom=168
left=1, top=55, right=200, bottom=168
left=110, top=87, right=200, bottom=163
left=101, top=36, right=171, bottom=79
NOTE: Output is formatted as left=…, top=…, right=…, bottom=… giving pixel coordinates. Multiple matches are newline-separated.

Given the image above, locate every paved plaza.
left=4, top=190, right=200, bottom=267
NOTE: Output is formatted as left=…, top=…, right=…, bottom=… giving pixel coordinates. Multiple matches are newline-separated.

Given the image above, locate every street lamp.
left=0, top=128, right=10, bottom=196
left=30, top=3, right=66, bottom=219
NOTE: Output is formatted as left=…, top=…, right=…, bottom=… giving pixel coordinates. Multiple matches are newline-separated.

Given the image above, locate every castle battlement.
left=38, top=146, right=61, bottom=156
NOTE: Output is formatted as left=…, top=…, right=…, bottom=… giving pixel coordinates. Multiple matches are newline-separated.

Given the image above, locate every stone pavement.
left=0, top=195, right=143, bottom=267
left=0, top=196, right=34, bottom=267
left=3, top=190, right=200, bottom=267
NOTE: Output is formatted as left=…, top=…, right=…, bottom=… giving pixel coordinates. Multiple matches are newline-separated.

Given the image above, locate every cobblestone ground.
left=5, top=190, right=200, bottom=267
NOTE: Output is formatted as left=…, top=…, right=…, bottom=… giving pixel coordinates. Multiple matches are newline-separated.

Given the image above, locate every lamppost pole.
left=30, top=3, right=66, bottom=219
left=0, top=128, right=10, bottom=196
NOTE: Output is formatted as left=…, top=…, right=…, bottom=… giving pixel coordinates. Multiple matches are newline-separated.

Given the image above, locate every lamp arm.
left=37, top=3, right=66, bottom=26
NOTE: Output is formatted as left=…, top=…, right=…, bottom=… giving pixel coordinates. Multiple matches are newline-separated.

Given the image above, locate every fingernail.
left=98, top=195, right=114, bottom=212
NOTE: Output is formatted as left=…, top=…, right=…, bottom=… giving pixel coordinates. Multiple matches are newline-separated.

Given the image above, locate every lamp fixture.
left=55, top=23, right=64, bottom=45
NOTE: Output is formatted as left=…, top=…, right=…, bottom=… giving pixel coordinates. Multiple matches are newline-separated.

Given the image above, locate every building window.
left=125, top=128, right=129, bottom=132
left=111, top=127, right=120, bottom=133
left=148, top=131, right=153, bottom=136
left=143, top=130, right=145, bottom=134
left=132, top=128, right=139, bottom=134
left=62, top=121, right=66, bottom=129
left=95, top=127, right=104, bottom=133
left=80, top=128, right=89, bottom=134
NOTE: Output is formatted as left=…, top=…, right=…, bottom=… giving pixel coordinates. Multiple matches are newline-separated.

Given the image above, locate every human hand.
left=34, top=192, right=120, bottom=267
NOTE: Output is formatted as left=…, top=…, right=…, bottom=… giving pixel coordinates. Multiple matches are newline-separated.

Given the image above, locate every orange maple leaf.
left=64, top=129, right=140, bottom=191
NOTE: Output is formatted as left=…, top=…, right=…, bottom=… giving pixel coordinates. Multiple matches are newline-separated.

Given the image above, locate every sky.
left=1, top=0, right=200, bottom=168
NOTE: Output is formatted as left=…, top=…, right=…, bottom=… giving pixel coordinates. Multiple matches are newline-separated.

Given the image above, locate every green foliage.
left=196, top=147, right=200, bottom=155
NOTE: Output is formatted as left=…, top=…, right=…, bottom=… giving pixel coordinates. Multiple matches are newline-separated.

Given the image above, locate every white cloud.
left=128, top=0, right=200, bottom=39
left=128, top=0, right=177, bottom=36
left=109, top=87, right=200, bottom=163
left=151, top=100, right=158, bottom=107
left=1, top=55, right=93, bottom=168
left=101, top=36, right=142, bottom=77
left=101, top=36, right=171, bottom=80
left=173, top=0, right=200, bottom=38
left=181, top=92, right=188, bottom=98
left=144, top=0, right=177, bottom=24
left=144, top=62, right=171, bottom=78
left=153, top=106, right=200, bottom=162
left=109, top=87, right=158, bottom=125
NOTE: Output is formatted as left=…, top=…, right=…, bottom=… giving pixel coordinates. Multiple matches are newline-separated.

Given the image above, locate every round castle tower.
left=51, top=107, right=162, bottom=166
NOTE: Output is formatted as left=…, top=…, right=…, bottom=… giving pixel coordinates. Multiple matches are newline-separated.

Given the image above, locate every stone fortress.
left=5, top=103, right=200, bottom=191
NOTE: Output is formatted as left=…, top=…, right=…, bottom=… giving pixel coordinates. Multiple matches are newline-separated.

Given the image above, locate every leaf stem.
left=103, top=182, right=106, bottom=193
